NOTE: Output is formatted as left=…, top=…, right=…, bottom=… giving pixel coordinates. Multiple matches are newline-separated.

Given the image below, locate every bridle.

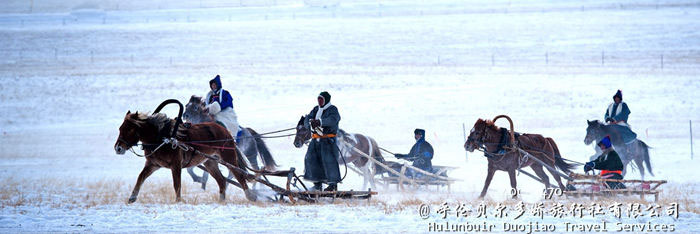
left=467, top=126, right=511, bottom=161
left=585, top=125, right=602, bottom=145
left=117, top=137, right=138, bottom=149
left=117, top=122, right=141, bottom=150
left=466, top=127, right=486, bottom=150
left=294, top=124, right=312, bottom=146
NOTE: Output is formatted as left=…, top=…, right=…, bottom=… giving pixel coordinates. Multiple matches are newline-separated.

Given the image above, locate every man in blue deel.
left=394, top=129, right=434, bottom=178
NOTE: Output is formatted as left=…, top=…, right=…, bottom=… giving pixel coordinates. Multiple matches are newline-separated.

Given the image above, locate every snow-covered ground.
left=1, top=0, right=699, bottom=232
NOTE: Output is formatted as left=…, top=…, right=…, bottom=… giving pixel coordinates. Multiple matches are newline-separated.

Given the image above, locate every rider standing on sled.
left=205, top=75, right=241, bottom=141
left=584, top=136, right=626, bottom=189
left=394, top=129, right=434, bottom=178
left=603, top=89, right=637, bottom=144
left=303, top=91, right=342, bottom=192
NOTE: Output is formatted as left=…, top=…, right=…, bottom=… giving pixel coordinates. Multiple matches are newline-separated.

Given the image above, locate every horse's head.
left=464, top=119, right=489, bottom=152
left=584, top=120, right=604, bottom=145
left=293, top=116, right=311, bottom=148
left=183, top=95, right=208, bottom=123
left=115, top=111, right=145, bottom=155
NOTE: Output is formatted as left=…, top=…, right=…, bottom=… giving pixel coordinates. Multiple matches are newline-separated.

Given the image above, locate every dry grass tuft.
left=1, top=176, right=697, bottom=214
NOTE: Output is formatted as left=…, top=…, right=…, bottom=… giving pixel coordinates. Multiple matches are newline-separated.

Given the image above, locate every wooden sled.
left=564, top=173, right=667, bottom=202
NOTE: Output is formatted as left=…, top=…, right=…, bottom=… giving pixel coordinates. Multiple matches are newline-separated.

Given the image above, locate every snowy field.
left=1, top=0, right=699, bottom=232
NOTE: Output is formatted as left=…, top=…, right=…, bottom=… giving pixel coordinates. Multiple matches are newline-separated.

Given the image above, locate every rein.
left=257, top=127, right=296, bottom=136
left=475, top=145, right=509, bottom=163
left=129, top=140, right=170, bottom=157
left=180, top=131, right=297, bottom=144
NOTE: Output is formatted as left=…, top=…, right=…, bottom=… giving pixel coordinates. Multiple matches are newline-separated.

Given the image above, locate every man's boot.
left=311, top=182, right=323, bottom=191
left=324, top=183, right=337, bottom=192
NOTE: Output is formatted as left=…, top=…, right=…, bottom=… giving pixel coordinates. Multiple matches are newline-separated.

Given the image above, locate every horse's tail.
left=547, top=137, right=577, bottom=174
left=370, top=138, right=386, bottom=175
left=547, top=137, right=562, bottom=158
left=639, top=140, right=654, bottom=176
left=233, top=146, right=255, bottom=182
left=247, top=128, right=277, bottom=171
left=555, top=156, right=576, bottom=174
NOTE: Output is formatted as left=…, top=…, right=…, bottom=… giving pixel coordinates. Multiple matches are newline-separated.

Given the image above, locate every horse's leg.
left=203, top=159, right=227, bottom=201
left=221, top=149, right=255, bottom=201
left=224, top=169, right=231, bottom=180
left=248, top=139, right=262, bottom=190
left=361, top=163, right=371, bottom=190
left=544, top=163, right=567, bottom=190
left=622, top=160, right=630, bottom=178
left=479, top=164, right=496, bottom=198
left=187, top=166, right=209, bottom=190
left=129, top=162, right=159, bottom=203
left=507, top=169, right=518, bottom=199
left=530, top=165, right=551, bottom=188
left=171, top=165, right=183, bottom=202
left=364, top=137, right=377, bottom=190
left=186, top=167, right=201, bottom=183
left=201, top=169, right=209, bottom=190
left=634, top=157, right=645, bottom=180
left=241, top=138, right=260, bottom=171
left=369, top=161, right=378, bottom=190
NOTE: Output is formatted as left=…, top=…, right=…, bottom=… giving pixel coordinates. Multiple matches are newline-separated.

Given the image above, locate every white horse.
left=183, top=95, right=277, bottom=190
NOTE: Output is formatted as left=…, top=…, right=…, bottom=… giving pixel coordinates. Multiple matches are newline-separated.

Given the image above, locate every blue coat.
left=303, top=104, right=342, bottom=183
left=304, top=104, right=341, bottom=135
left=207, top=76, right=234, bottom=110
left=605, top=102, right=630, bottom=123
left=397, top=137, right=434, bottom=171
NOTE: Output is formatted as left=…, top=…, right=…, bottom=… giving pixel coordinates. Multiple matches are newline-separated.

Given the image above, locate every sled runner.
left=564, top=173, right=667, bottom=202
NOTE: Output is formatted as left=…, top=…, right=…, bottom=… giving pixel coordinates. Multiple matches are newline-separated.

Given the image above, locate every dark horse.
left=584, top=120, right=653, bottom=179
left=293, top=116, right=387, bottom=190
left=183, top=95, right=277, bottom=189
left=464, top=115, right=576, bottom=198
left=114, top=111, right=256, bottom=203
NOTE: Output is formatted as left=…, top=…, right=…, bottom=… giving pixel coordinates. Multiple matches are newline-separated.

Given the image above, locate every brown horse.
left=293, top=116, right=386, bottom=190
left=464, top=115, right=576, bottom=198
left=114, top=111, right=256, bottom=203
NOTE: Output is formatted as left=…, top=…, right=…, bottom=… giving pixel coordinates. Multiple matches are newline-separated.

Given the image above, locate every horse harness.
left=474, top=128, right=530, bottom=167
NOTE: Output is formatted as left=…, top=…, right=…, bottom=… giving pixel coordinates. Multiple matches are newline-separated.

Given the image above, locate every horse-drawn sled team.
left=114, top=75, right=657, bottom=203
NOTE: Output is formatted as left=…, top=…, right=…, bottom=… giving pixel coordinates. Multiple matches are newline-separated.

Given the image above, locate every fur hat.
left=318, top=91, right=331, bottom=106
left=613, top=90, right=622, bottom=101
left=414, top=128, right=425, bottom=136
left=598, top=135, right=612, bottom=149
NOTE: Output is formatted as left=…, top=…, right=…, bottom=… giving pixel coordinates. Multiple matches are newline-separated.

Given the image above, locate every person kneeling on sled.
left=394, top=129, right=434, bottom=178
left=584, top=135, right=626, bottom=189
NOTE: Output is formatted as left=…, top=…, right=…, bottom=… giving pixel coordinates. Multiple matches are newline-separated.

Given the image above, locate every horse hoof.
left=219, top=194, right=226, bottom=202
left=245, top=190, right=258, bottom=202
left=128, top=196, right=137, bottom=203
left=175, top=197, right=183, bottom=203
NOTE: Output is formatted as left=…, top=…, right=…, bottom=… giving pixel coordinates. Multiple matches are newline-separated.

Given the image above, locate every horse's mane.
left=588, top=120, right=604, bottom=127
left=337, top=129, right=350, bottom=138
left=297, top=116, right=305, bottom=127
left=133, top=112, right=173, bottom=133
left=480, top=119, right=500, bottom=131
left=189, top=95, right=204, bottom=105
left=337, top=129, right=354, bottom=143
